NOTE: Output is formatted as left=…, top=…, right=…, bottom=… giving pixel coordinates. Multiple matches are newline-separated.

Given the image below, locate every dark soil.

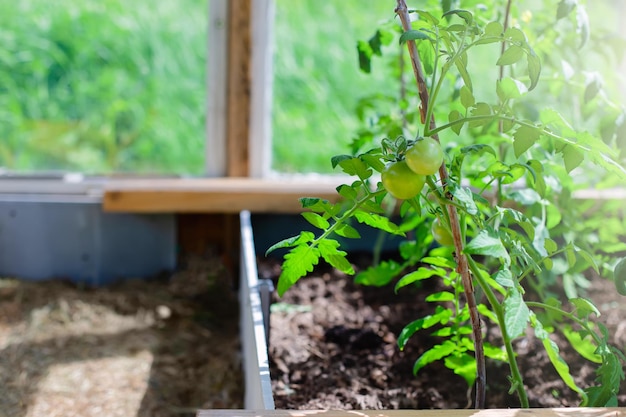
left=260, top=255, right=626, bottom=410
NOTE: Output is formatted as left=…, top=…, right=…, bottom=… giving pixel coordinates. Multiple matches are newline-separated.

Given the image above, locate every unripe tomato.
left=431, top=217, right=454, bottom=246
left=405, top=137, right=444, bottom=175
left=381, top=160, right=426, bottom=200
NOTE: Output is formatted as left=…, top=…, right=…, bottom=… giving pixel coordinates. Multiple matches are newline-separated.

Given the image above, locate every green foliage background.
left=0, top=0, right=623, bottom=175
left=0, top=0, right=207, bottom=174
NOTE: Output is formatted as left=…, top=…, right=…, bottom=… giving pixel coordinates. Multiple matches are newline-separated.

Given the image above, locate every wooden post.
left=226, top=0, right=252, bottom=177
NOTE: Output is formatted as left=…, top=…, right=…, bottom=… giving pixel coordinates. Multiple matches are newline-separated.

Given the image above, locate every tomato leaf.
left=464, top=228, right=511, bottom=266
left=399, top=29, right=431, bottom=44
left=503, top=287, right=530, bottom=338
left=317, top=238, right=354, bottom=275
left=354, top=210, right=404, bottom=236
left=497, top=45, right=524, bottom=66
left=532, top=314, right=587, bottom=400
left=395, top=266, right=447, bottom=292
left=301, top=212, right=330, bottom=230
left=277, top=244, right=320, bottom=296
left=398, top=307, right=453, bottom=350
left=355, top=260, right=402, bottom=287
left=413, top=340, right=458, bottom=374
left=265, top=231, right=315, bottom=256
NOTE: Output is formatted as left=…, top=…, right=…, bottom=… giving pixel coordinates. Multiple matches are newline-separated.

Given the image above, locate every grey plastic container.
left=0, top=194, right=176, bottom=286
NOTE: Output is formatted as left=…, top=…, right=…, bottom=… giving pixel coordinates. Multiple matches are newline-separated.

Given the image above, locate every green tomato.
left=613, top=257, right=626, bottom=296
left=431, top=217, right=454, bottom=246
left=381, top=160, right=426, bottom=200
left=405, top=137, right=444, bottom=175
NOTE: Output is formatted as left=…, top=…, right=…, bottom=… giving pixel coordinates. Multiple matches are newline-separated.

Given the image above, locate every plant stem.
left=496, top=0, right=514, bottom=206
left=395, top=0, right=486, bottom=408
left=466, top=256, right=530, bottom=407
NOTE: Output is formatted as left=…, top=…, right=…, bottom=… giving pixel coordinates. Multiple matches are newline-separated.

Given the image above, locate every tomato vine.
left=268, top=0, right=626, bottom=408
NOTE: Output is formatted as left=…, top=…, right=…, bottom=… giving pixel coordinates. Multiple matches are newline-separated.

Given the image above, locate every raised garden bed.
left=239, top=211, right=626, bottom=410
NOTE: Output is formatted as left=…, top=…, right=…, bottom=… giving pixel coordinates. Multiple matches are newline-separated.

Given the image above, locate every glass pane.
left=271, top=1, right=625, bottom=175
left=271, top=0, right=398, bottom=174
left=0, top=0, right=207, bottom=175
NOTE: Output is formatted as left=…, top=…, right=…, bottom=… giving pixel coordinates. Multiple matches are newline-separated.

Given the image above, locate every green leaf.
left=421, top=256, right=457, bottom=269
left=469, top=102, right=491, bottom=127
left=484, top=21, right=503, bottom=36
left=277, top=244, right=320, bottom=296
left=454, top=52, right=473, bottom=92
left=448, top=110, right=463, bottom=135
left=460, top=85, right=474, bottom=108
left=395, top=266, right=447, bottom=292
left=357, top=40, right=373, bottom=73
left=414, top=340, right=458, bottom=374
left=504, top=27, right=526, bottom=42
left=301, top=212, right=330, bottom=230
left=317, top=238, right=354, bottom=274
left=562, top=325, right=601, bottom=364
left=557, top=0, right=577, bottom=20
left=360, top=153, right=386, bottom=173
left=584, top=72, right=602, bottom=102
left=497, top=77, right=528, bottom=101
left=444, top=353, right=476, bottom=387
left=354, top=260, right=402, bottom=287
left=494, top=268, right=515, bottom=287
left=300, top=197, right=322, bottom=209
left=338, top=157, right=372, bottom=180
left=426, top=291, right=455, bottom=302
left=533, top=315, right=587, bottom=400
left=265, top=231, right=315, bottom=256
left=526, top=51, right=541, bottom=91
left=562, top=145, right=584, bottom=173
left=503, top=287, right=530, bottom=338
left=464, top=228, right=511, bottom=266
left=497, top=45, right=524, bottom=66
left=450, top=186, right=478, bottom=215
left=354, top=210, right=404, bottom=236
left=416, top=9, right=440, bottom=25
left=336, top=184, right=357, bottom=201
left=442, top=9, right=473, bottom=25
left=334, top=223, right=361, bottom=239
left=397, top=307, right=453, bottom=350
left=399, top=29, right=431, bottom=44
left=613, top=257, right=626, bottom=296
left=331, top=154, right=352, bottom=169
left=570, top=297, right=600, bottom=319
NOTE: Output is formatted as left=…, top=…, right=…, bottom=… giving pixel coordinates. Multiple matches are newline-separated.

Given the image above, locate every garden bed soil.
left=261, top=255, right=626, bottom=410
left=0, top=253, right=243, bottom=417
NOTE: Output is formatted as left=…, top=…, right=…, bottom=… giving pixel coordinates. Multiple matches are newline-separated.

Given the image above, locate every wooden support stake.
left=227, top=0, right=252, bottom=177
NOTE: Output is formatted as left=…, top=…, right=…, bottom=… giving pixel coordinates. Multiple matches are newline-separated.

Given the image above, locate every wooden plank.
left=227, top=0, right=252, bottom=177
left=198, top=408, right=626, bottom=417
left=102, top=178, right=344, bottom=213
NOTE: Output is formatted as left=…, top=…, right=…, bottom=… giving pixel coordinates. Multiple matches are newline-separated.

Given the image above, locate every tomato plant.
left=268, top=0, right=626, bottom=409
left=381, top=160, right=426, bottom=199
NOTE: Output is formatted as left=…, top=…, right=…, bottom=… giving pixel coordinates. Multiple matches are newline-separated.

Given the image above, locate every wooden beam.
left=198, top=408, right=626, bottom=417
left=102, top=178, right=344, bottom=213
left=227, top=0, right=252, bottom=177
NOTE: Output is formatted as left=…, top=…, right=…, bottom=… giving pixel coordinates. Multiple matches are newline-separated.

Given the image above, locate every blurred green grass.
left=271, top=0, right=398, bottom=173
left=0, top=0, right=207, bottom=174
left=0, top=1, right=622, bottom=175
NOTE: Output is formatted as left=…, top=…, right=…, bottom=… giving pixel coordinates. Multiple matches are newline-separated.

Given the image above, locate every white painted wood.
left=249, top=0, right=275, bottom=178
left=206, top=0, right=229, bottom=177
left=239, top=210, right=275, bottom=409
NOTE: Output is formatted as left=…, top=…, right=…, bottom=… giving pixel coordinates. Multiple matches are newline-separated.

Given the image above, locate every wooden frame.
left=199, top=409, right=626, bottom=417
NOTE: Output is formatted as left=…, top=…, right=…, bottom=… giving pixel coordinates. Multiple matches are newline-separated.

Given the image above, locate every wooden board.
left=102, top=177, right=344, bottom=213
left=198, top=408, right=626, bottom=417
left=227, top=0, right=252, bottom=177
